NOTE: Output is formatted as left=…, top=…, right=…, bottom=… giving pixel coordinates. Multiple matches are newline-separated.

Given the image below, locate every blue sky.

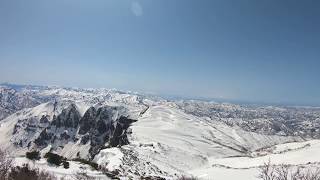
left=0, top=0, right=319, bottom=105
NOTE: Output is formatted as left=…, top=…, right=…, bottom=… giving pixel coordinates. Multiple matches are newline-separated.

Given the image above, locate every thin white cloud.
left=131, top=1, right=143, bottom=17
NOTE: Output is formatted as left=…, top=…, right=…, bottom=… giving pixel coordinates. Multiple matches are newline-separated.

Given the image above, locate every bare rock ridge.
left=52, top=104, right=81, bottom=128
left=14, top=104, right=137, bottom=158
left=78, top=107, right=97, bottom=135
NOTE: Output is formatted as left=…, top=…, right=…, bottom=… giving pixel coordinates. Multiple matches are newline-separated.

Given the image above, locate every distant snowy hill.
left=0, top=86, right=42, bottom=120
left=0, top=83, right=319, bottom=179
left=176, top=100, right=320, bottom=138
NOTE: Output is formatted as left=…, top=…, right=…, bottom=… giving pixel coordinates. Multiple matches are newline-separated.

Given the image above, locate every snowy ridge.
left=0, top=84, right=319, bottom=179
left=108, top=105, right=302, bottom=178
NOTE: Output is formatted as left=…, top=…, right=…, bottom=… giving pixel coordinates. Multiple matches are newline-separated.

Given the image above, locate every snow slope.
left=0, top=85, right=318, bottom=179
left=92, top=105, right=302, bottom=178
left=191, top=140, right=320, bottom=180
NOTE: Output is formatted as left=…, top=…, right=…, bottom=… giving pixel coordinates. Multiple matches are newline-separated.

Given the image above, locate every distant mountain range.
left=0, top=83, right=319, bottom=179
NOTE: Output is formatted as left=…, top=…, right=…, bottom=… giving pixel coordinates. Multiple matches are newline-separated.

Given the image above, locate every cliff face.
left=23, top=104, right=137, bottom=158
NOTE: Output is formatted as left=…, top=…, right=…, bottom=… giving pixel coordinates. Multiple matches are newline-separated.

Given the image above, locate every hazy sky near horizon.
left=0, top=0, right=320, bottom=105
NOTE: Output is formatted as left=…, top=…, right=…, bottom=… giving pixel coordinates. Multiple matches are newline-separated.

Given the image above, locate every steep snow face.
left=133, top=105, right=301, bottom=154
left=93, top=105, right=302, bottom=178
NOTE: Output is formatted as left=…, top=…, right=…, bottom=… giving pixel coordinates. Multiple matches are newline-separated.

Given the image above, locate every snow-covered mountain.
left=0, top=84, right=319, bottom=179
left=176, top=100, right=320, bottom=138
left=0, top=86, right=42, bottom=120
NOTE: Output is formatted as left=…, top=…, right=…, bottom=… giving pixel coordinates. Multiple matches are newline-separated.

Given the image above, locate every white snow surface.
left=93, top=104, right=303, bottom=178
left=1, top=86, right=319, bottom=179
left=94, top=148, right=124, bottom=171
left=191, top=140, right=320, bottom=180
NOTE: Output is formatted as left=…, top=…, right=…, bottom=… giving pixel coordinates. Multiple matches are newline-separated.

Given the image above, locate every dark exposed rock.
left=97, top=119, right=108, bottom=134
left=35, top=128, right=54, bottom=147
left=81, top=134, right=90, bottom=144
left=142, top=176, right=166, bottom=180
left=78, top=107, right=97, bottom=135
left=80, top=106, right=136, bottom=157
left=109, top=116, right=137, bottom=147
left=89, top=145, right=103, bottom=158
left=88, top=107, right=116, bottom=157
left=39, top=115, right=49, bottom=124
left=25, top=124, right=37, bottom=132
left=13, top=124, right=20, bottom=135
left=51, top=104, right=81, bottom=128
left=60, top=131, right=71, bottom=140
left=22, top=104, right=137, bottom=159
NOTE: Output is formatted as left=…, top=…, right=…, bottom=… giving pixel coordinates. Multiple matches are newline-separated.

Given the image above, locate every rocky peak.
left=79, top=107, right=97, bottom=135
left=51, top=104, right=81, bottom=128
left=109, top=116, right=137, bottom=147
left=10, top=101, right=137, bottom=159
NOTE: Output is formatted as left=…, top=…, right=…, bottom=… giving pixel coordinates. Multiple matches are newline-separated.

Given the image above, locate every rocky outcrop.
left=51, top=104, right=81, bottom=128
left=109, top=116, right=137, bottom=147
left=31, top=104, right=137, bottom=158
left=34, top=128, right=54, bottom=147
left=78, top=107, right=97, bottom=135
left=39, top=115, right=49, bottom=124
left=80, top=106, right=124, bottom=157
